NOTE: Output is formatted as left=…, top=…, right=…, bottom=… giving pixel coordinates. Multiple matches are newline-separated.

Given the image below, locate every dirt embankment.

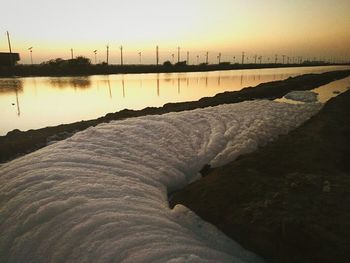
left=1, top=70, right=349, bottom=163
left=170, top=88, right=350, bottom=262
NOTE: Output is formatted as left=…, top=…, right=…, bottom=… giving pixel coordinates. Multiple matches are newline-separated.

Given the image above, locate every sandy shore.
left=170, top=86, right=350, bottom=262
left=1, top=69, right=349, bottom=163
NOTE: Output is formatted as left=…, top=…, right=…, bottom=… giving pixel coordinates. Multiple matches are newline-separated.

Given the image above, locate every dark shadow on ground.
left=170, top=88, right=350, bottom=263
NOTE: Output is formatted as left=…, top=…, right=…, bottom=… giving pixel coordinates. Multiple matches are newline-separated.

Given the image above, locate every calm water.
left=0, top=65, right=349, bottom=135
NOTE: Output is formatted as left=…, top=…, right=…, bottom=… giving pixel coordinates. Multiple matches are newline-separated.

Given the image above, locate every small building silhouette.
left=0, top=52, right=20, bottom=66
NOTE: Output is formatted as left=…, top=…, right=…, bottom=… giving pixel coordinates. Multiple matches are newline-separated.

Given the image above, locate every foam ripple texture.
left=0, top=100, right=322, bottom=263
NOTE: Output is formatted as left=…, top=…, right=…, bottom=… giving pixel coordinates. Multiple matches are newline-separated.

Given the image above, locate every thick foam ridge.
left=0, top=99, right=322, bottom=263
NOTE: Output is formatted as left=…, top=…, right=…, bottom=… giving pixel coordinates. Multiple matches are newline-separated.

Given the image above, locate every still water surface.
left=0, top=65, right=349, bottom=135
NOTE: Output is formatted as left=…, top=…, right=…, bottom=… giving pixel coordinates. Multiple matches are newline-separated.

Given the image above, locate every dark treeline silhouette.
left=0, top=56, right=345, bottom=77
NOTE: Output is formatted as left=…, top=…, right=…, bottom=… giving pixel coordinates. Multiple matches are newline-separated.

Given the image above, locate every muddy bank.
left=170, top=89, right=350, bottom=262
left=1, top=69, right=349, bottom=163
left=0, top=62, right=338, bottom=78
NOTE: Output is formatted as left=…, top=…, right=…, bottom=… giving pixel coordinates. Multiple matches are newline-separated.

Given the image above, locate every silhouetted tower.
left=275, top=54, right=278, bottom=64
left=28, top=47, right=33, bottom=65
left=282, top=55, right=285, bottom=64
left=206, top=51, right=209, bottom=64
left=241, top=51, right=245, bottom=64
left=138, top=52, right=142, bottom=64
left=187, top=51, right=189, bottom=65
left=93, top=50, right=97, bottom=64
left=177, top=46, right=180, bottom=63
left=156, top=45, right=159, bottom=65
left=70, top=48, right=74, bottom=59
left=106, top=45, right=109, bottom=65
left=120, top=46, right=123, bottom=66
left=6, top=31, right=13, bottom=66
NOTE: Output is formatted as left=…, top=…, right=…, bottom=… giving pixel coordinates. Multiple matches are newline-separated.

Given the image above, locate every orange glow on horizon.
left=1, top=0, right=349, bottom=64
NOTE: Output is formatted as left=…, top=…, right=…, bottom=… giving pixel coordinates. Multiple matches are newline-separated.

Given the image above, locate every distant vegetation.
left=0, top=57, right=342, bottom=78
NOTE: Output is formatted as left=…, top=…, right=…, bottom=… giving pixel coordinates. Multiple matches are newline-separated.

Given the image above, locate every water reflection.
left=157, top=74, right=160, bottom=97
left=104, top=78, right=112, bottom=99
left=1, top=66, right=349, bottom=135
left=49, top=77, right=91, bottom=89
left=0, top=79, right=23, bottom=94
left=122, top=79, right=125, bottom=98
left=0, top=78, right=23, bottom=117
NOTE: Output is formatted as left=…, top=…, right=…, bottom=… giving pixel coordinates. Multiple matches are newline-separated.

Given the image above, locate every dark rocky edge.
left=170, top=87, right=350, bottom=262
left=1, top=69, right=349, bottom=163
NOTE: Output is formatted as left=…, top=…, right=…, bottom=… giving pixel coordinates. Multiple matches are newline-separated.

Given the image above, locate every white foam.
left=0, top=100, right=322, bottom=263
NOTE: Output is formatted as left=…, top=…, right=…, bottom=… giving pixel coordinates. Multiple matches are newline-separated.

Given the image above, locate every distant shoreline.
left=1, top=62, right=349, bottom=78
left=1, top=69, right=349, bottom=163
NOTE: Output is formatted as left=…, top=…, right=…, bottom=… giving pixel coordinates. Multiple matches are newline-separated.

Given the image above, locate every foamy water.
left=0, top=98, right=322, bottom=262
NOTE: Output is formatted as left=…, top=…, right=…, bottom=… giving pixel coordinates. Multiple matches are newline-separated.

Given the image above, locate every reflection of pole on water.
left=107, top=78, right=112, bottom=98
left=205, top=76, right=208, bottom=87
left=157, top=74, right=160, bottom=97
left=122, top=79, right=125, bottom=98
left=177, top=78, right=180, bottom=94
left=15, top=88, right=21, bottom=116
left=240, top=74, right=243, bottom=86
left=217, top=75, right=221, bottom=86
left=186, top=77, right=189, bottom=87
left=33, top=78, right=38, bottom=96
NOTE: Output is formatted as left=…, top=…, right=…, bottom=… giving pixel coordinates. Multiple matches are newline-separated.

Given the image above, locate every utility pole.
left=275, top=54, right=278, bottom=64
left=138, top=52, right=142, bottom=64
left=254, top=54, right=257, bottom=64
left=156, top=45, right=159, bottom=65
left=171, top=54, right=174, bottom=64
left=28, top=47, right=33, bottom=65
left=259, top=56, right=262, bottom=64
left=282, top=55, right=285, bottom=64
left=106, top=45, right=109, bottom=65
left=6, top=31, right=13, bottom=66
left=177, top=46, right=180, bottom=63
left=186, top=51, right=189, bottom=65
left=93, top=50, right=97, bottom=64
left=205, top=51, right=209, bottom=64
left=197, top=55, right=199, bottom=65
left=217, top=53, right=221, bottom=64
left=120, top=45, right=123, bottom=66
left=70, top=48, right=74, bottom=59
left=233, top=56, right=235, bottom=63
left=241, top=51, right=245, bottom=64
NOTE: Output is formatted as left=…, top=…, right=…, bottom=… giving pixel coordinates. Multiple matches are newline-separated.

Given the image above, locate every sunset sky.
left=1, top=0, right=349, bottom=64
